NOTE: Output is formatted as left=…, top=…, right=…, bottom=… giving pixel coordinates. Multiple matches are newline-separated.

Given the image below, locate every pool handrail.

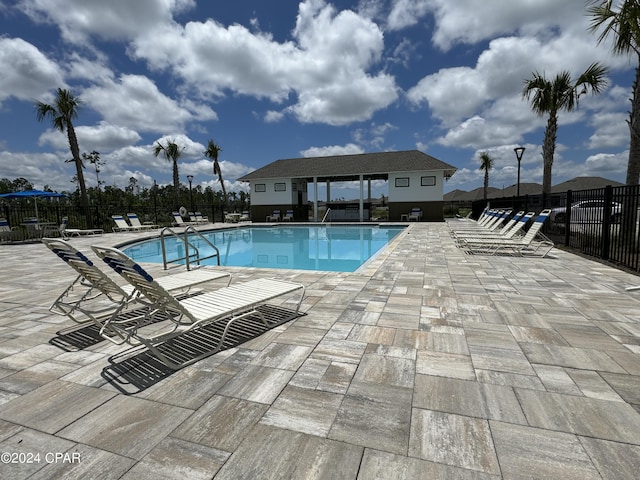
left=159, top=226, right=221, bottom=270
left=321, top=208, right=332, bottom=224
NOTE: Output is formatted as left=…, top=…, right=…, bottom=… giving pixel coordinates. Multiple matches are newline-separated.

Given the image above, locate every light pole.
left=186, top=175, right=194, bottom=212
left=514, top=147, right=525, bottom=197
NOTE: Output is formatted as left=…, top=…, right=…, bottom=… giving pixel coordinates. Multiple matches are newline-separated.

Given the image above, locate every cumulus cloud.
left=0, top=151, right=78, bottom=190
left=300, top=143, right=365, bottom=157
left=38, top=122, right=142, bottom=152
left=130, top=0, right=398, bottom=125
left=0, top=37, right=65, bottom=104
left=81, top=74, right=216, bottom=133
left=18, top=0, right=195, bottom=43
left=386, top=0, right=587, bottom=50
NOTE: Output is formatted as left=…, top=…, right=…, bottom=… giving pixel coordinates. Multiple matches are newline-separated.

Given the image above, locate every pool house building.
left=238, top=150, right=457, bottom=222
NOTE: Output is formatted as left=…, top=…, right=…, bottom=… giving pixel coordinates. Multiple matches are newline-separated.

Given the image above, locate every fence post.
left=563, top=190, right=572, bottom=247
left=601, top=185, right=613, bottom=260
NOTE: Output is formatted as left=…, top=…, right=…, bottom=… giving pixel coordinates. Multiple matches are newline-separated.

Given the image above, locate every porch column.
left=359, top=174, right=364, bottom=222
left=313, top=177, right=318, bottom=222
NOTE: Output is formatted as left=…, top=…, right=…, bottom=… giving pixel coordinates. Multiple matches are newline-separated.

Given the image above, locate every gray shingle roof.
left=238, top=150, right=457, bottom=181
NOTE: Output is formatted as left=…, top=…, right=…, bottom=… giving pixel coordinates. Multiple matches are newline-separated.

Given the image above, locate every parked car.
left=550, top=200, right=622, bottom=224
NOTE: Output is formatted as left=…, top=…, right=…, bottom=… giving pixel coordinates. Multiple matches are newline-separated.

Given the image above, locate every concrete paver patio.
left=1, top=221, right=640, bottom=479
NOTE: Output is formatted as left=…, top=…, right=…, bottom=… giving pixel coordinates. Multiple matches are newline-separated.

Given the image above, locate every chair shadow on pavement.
left=100, top=305, right=305, bottom=395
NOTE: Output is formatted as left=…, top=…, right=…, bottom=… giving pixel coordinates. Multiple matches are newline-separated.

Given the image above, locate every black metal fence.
left=472, top=184, right=640, bottom=272
left=0, top=202, right=229, bottom=235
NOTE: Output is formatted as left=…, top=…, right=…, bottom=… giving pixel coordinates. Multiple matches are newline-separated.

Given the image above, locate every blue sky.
left=0, top=0, right=635, bottom=199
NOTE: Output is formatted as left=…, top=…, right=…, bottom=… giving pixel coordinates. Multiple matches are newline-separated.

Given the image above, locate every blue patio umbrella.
left=0, top=189, right=66, bottom=221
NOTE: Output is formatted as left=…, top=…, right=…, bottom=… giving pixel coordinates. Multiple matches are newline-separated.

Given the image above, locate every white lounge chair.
left=408, top=208, right=422, bottom=221
left=266, top=210, right=280, bottom=222
left=282, top=210, right=294, bottom=222
left=0, top=218, right=20, bottom=242
left=111, top=215, right=140, bottom=232
left=172, top=212, right=198, bottom=227
left=450, top=209, right=511, bottom=233
left=194, top=212, right=209, bottom=223
left=91, top=244, right=305, bottom=369
left=42, top=238, right=231, bottom=339
left=459, top=209, right=554, bottom=257
left=127, top=213, right=158, bottom=230
left=453, top=211, right=530, bottom=240
left=59, top=217, right=104, bottom=239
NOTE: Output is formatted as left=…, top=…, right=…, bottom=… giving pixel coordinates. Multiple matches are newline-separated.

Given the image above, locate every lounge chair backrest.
left=497, top=211, right=523, bottom=234
left=92, top=245, right=192, bottom=319
left=112, top=215, right=131, bottom=229
left=477, top=209, right=495, bottom=225
left=172, top=212, right=185, bottom=224
left=42, top=238, right=129, bottom=301
left=0, top=218, right=11, bottom=232
left=521, top=209, right=551, bottom=243
left=127, top=213, right=143, bottom=227
left=482, top=210, right=505, bottom=229
left=502, top=211, right=534, bottom=238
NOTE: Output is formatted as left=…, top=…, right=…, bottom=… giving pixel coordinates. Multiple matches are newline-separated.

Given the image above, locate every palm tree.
left=479, top=152, right=494, bottom=201
left=153, top=140, right=183, bottom=207
left=35, top=88, right=90, bottom=220
left=204, top=139, right=227, bottom=208
left=522, top=63, right=608, bottom=194
left=589, top=0, right=640, bottom=186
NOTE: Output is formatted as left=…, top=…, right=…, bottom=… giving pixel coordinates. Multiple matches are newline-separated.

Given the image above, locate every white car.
left=550, top=200, right=622, bottom=224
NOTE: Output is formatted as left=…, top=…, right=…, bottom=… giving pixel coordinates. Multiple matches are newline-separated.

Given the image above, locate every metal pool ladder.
left=159, top=226, right=221, bottom=270
left=321, top=208, right=331, bottom=224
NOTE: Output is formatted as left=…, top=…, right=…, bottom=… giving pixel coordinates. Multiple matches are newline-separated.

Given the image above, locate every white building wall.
left=388, top=171, right=443, bottom=202
left=251, top=178, right=298, bottom=205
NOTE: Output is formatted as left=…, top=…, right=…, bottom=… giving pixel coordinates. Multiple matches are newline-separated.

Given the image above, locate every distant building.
left=238, top=150, right=457, bottom=222
left=444, top=176, right=624, bottom=203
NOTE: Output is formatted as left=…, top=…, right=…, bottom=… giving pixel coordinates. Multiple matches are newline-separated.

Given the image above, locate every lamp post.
left=186, top=175, right=194, bottom=212
left=514, top=147, right=525, bottom=197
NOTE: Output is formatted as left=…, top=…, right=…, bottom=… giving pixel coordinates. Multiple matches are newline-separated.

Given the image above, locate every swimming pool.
left=122, top=225, right=405, bottom=272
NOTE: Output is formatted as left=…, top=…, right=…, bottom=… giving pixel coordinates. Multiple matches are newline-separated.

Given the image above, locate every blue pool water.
left=122, top=225, right=405, bottom=272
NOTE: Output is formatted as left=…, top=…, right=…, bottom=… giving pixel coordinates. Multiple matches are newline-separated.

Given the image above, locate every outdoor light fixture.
left=514, top=147, right=525, bottom=197
left=186, top=175, right=194, bottom=212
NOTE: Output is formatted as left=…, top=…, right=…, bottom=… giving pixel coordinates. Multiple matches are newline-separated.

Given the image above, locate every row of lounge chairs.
left=42, top=238, right=305, bottom=369
left=111, top=214, right=159, bottom=232
left=450, top=208, right=554, bottom=257
left=1, top=217, right=103, bottom=242
left=172, top=211, right=209, bottom=226
left=266, top=210, right=293, bottom=222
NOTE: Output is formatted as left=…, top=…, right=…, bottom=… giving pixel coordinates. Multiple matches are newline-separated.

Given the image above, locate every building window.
left=421, top=176, right=436, bottom=186
left=292, top=183, right=297, bottom=191
left=395, top=177, right=410, bottom=187
left=254, top=184, right=266, bottom=192
left=274, top=183, right=286, bottom=191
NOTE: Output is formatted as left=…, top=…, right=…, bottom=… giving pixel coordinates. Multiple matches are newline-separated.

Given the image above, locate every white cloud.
left=585, top=151, right=628, bottom=176
left=387, top=0, right=587, bottom=50
left=300, top=143, right=365, bottom=157
left=38, top=122, right=142, bottom=152
left=387, top=0, right=431, bottom=31
left=588, top=112, right=629, bottom=149
left=130, top=0, right=398, bottom=126
left=407, top=66, right=487, bottom=126
left=0, top=151, right=77, bottom=191
left=18, top=0, right=195, bottom=43
left=81, top=74, right=216, bottom=133
left=0, top=37, right=65, bottom=104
